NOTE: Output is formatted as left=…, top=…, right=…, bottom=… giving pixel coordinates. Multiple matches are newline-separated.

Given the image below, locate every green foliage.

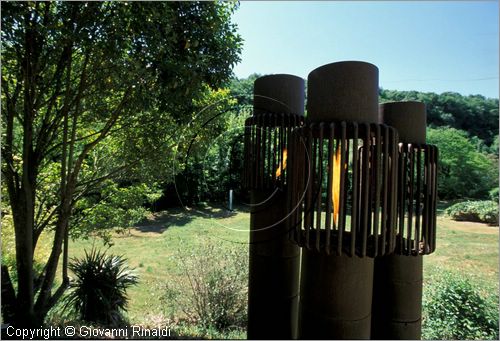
left=199, top=113, right=248, bottom=201
left=1, top=210, right=52, bottom=289
left=63, top=248, right=138, bottom=326
left=444, top=200, right=499, bottom=225
left=170, top=88, right=250, bottom=205
left=229, top=73, right=261, bottom=107
left=427, top=127, right=497, bottom=199
left=1, top=1, right=241, bottom=319
left=1, top=213, right=17, bottom=279
left=71, top=181, right=162, bottom=244
left=380, top=89, right=499, bottom=145
left=489, top=135, right=499, bottom=157
left=170, top=321, right=246, bottom=340
left=422, top=271, right=499, bottom=340
left=163, top=241, right=248, bottom=333
left=489, top=187, right=499, bottom=202
left=381, top=89, right=499, bottom=201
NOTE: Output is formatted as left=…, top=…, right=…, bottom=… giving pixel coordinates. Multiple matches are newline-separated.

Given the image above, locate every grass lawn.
left=65, top=205, right=250, bottom=329
left=65, top=202, right=498, bottom=337
left=424, top=215, right=499, bottom=293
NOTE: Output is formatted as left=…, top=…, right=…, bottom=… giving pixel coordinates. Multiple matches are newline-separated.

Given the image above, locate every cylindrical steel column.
left=372, top=101, right=435, bottom=340
left=372, top=253, right=423, bottom=339
left=307, top=61, right=379, bottom=123
left=300, top=249, right=374, bottom=339
left=298, top=61, right=380, bottom=339
left=247, top=74, right=304, bottom=339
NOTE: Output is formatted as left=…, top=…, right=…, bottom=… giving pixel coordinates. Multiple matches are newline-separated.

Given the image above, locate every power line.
left=384, top=76, right=498, bottom=83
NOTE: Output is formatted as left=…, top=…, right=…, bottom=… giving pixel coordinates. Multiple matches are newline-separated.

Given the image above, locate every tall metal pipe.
left=247, top=74, right=304, bottom=339
left=298, top=61, right=380, bottom=339
left=372, top=101, right=427, bottom=339
left=372, top=254, right=423, bottom=339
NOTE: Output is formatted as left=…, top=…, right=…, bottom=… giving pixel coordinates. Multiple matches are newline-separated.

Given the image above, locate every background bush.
left=163, top=241, right=248, bottom=333
left=422, top=271, right=499, bottom=340
left=63, top=248, right=138, bottom=326
left=489, top=187, right=499, bottom=202
left=444, top=200, right=499, bottom=225
left=427, top=127, right=498, bottom=200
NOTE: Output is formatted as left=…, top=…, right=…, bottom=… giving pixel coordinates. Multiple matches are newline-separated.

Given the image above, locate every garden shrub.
left=422, top=271, right=499, bottom=340
left=163, top=240, right=248, bottom=333
left=444, top=200, right=498, bottom=225
left=489, top=187, right=499, bottom=203
left=62, top=248, right=138, bottom=326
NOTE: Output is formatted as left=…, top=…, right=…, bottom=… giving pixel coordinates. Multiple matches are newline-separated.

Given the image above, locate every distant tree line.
left=379, top=89, right=498, bottom=200
left=173, top=80, right=499, bottom=204
left=380, top=89, right=499, bottom=146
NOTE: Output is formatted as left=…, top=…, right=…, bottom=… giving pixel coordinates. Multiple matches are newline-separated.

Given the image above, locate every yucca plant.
left=63, top=248, right=138, bottom=326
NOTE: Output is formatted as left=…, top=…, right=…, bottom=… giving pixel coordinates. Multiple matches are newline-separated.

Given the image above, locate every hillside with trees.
left=173, top=79, right=499, bottom=204
left=380, top=89, right=499, bottom=147
left=379, top=88, right=498, bottom=201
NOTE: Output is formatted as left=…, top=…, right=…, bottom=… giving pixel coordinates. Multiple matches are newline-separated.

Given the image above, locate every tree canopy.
left=1, top=1, right=241, bottom=326
left=380, top=89, right=499, bottom=146
left=225, top=77, right=499, bottom=201
left=427, top=127, right=497, bottom=199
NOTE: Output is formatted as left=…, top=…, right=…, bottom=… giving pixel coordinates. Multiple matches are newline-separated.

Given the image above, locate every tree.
left=165, top=86, right=243, bottom=205
left=229, top=73, right=260, bottom=107
left=427, top=127, right=497, bottom=200
left=1, top=1, right=241, bottom=326
left=169, top=76, right=257, bottom=205
left=380, top=89, right=499, bottom=145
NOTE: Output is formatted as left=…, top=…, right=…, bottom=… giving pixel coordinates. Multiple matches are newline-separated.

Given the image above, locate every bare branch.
left=1, top=75, right=12, bottom=101
left=46, top=279, right=70, bottom=313
left=67, top=87, right=132, bottom=189
left=44, top=117, right=134, bottom=157
left=36, top=50, right=93, bottom=161
left=79, top=163, right=130, bottom=188
left=34, top=207, right=58, bottom=236
left=34, top=194, right=48, bottom=226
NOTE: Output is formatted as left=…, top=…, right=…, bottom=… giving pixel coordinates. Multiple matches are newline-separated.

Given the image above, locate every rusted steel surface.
left=287, top=121, right=399, bottom=258
left=370, top=143, right=437, bottom=339
left=395, top=143, right=438, bottom=255
left=245, top=74, right=305, bottom=340
left=248, top=189, right=300, bottom=340
left=373, top=100, right=439, bottom=340
left=372, top=254, right=423, bottom=340
left=299, top=248, right=374, bottom=339
left=243, top=112, right=304, bottom=191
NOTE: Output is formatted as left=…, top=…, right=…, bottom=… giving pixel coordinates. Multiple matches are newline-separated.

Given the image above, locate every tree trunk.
left=11, top=194, right=37, bottom=327
left=34, top=206, right=71, bottom=321
left=10, top=11, right=39, bottom=327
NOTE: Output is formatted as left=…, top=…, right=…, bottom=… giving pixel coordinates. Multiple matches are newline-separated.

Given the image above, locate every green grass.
left=63, top=202, right=498, bottom=338
left=424, top=215, right=499, bottom=293
left=67, top=205, right=250, bottom=326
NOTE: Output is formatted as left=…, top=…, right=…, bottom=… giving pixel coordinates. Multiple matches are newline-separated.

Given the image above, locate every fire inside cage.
left=243, top=61, right=438, bottom=340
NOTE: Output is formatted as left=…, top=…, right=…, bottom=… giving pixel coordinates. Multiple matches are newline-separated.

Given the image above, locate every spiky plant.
left=63, top=248, right=138, bottom=326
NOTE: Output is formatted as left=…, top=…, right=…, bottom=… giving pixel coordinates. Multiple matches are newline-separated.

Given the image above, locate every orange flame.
left=275, top=148, right=288, bottom=178
left=331, top=145, right=342, bottom=225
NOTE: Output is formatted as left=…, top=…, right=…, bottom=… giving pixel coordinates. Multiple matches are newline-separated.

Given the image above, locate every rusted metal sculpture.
left=287, top=61, right=399, bottom=339
left=243, top=64, right=438, bottom=340
left=244, top=74, right=305, bottom=339
left=371, top=101, right=438, bottom=340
